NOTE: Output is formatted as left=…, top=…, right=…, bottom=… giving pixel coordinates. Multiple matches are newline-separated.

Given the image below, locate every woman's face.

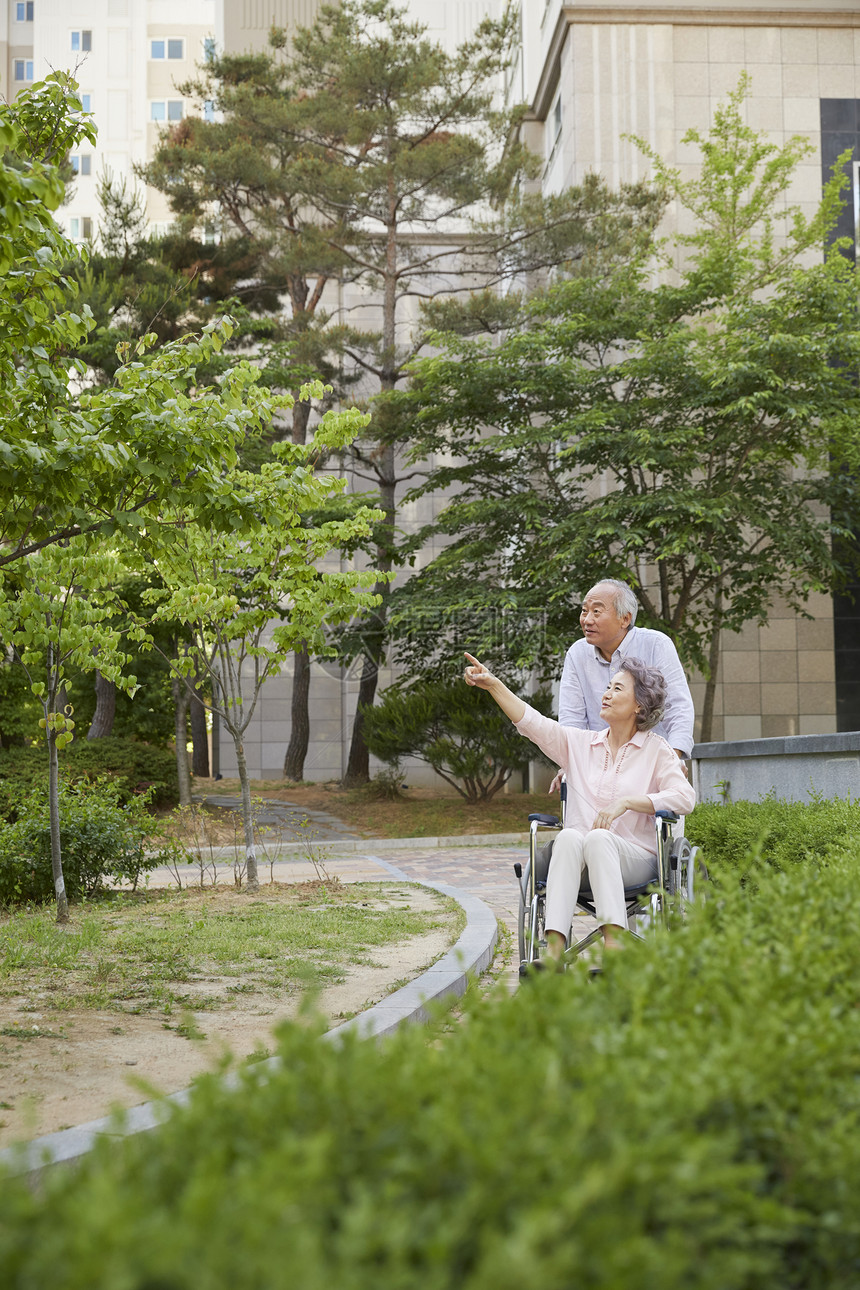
left=600, top=669, right=640, bottom=726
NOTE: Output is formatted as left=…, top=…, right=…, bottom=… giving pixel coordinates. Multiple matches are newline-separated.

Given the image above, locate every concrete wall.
left=692, top=732, right=860, bottom=804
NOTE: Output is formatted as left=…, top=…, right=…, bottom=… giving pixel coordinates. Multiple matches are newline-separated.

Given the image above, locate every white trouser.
left=544, top=828, right=657, bottom=934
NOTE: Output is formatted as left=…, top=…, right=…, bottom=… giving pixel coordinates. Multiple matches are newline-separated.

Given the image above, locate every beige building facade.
left=518, top=0, right=860, bottom=743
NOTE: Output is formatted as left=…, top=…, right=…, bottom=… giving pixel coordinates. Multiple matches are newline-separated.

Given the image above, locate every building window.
left=14, top=59, right=33, bottom=81
left=151, top=100, right=184, bottom=122
left=545, top=92, right=562, bottom=167
left=16, top=2, right=34, bottom=20
left=70, top=155, right=92, bottom=176
left=71, top=30, right=92, bottom=52
left=69, top=216, right=93, bottom=241
left=203, top=36, right=216, bottom=62
left=203, top=99, right=215, bottom=123
left=81, top=93, right=91, bottom=112
left=150, top=38, right=184, bottom=59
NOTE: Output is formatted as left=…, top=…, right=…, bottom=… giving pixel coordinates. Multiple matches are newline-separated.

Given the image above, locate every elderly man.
left=558, top=578, right=694, bottom=762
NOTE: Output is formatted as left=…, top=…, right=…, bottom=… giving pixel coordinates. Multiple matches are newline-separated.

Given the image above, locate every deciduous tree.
left=394, top=80, right=860, bottom=739
left=0, top=541, right=142, bottom=922
left=140, top=394, right=383, bottom=890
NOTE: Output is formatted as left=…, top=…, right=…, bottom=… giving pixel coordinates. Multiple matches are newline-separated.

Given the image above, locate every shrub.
left=3, top=843, right=860, bottom=1285
left=362, top=679, right=555, bottom=802
left=686, top=793, right=860, bottom=877
left=0, top=735, right=178, bottom=821
left=0, top=778, right=170, bottom=904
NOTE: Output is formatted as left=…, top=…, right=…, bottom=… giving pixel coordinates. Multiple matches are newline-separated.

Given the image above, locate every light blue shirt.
left=558, top=625, right=695, bottom=757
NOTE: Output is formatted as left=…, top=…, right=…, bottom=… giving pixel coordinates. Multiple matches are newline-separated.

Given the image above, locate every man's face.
left=580, top=584, right=631, bottom=658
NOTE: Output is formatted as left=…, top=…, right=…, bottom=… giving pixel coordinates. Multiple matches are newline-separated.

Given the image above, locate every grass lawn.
left=0, top=881, right=463, bottom=1019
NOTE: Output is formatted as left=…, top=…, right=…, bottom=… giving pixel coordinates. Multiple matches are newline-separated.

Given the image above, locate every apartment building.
left=1, top=0, right=34, bottom=97
left=2, top=0, right=216, bottom=237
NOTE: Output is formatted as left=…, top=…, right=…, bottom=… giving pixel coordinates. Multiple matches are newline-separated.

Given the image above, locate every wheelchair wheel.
left=518, top=883, right=546, bottom=968
left=517, top=865, right=528, bottom=964
left=669, top=836, right=708, bottom=905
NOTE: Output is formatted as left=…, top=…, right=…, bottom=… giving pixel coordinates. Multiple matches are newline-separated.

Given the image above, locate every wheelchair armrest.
left=655, top=810, right=679, bottom=823
left=528, top=813, right=561, bottom=828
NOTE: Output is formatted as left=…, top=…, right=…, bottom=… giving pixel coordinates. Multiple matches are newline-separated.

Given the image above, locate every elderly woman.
left=464, top=652, right=695, bottom=960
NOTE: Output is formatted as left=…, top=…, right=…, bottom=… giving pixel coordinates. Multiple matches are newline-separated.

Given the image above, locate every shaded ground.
left=189, top=778, right=554, bottom=841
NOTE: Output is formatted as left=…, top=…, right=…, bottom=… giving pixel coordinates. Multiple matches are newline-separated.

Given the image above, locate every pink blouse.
left=515, top=704, right=696, bottom=854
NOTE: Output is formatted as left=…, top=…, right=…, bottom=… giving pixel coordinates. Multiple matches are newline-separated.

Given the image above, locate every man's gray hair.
left=590, top=578, right=638, bottom=625
left=619, top=657, right=665, bottom=731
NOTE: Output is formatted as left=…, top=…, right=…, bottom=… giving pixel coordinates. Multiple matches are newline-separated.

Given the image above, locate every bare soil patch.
left=0, top=882, right=459, bottom=1148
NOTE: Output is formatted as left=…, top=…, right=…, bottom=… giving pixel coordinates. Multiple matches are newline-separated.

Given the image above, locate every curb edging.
left=0, top=864, right=498, bottom=1179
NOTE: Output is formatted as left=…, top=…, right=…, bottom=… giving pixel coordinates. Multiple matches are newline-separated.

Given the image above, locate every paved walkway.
left=198, top=795, right=593, bottom=981
left=199, top=792, right=529, bottom=952
left=200, top=794, right=361, bottom=843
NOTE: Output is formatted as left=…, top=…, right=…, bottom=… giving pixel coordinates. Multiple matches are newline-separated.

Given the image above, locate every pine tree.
left=144, top=0, right=662, bottom=782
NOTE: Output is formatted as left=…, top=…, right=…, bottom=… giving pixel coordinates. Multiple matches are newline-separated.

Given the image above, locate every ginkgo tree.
left=0, top=541, right=143, bottom=923
left=140, top=393, right=383, bottom=892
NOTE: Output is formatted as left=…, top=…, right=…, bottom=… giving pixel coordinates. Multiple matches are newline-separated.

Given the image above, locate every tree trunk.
left=189, top=671, right=209, bottom=777
left=280, top=395, right=314, bottom=778
left=47, top=726, right=69, bottom=924
left=234, top=735, right=259, bottom=892
left=700, top=582, right=723, bottom=744
left=343, top=443, right=396, bottom=787
left=87, top=670, right=116, bottom=739
left=343, top=655, right=377, bottom=787
left=343, top=597, right=389, bottom=786
left=291, top=397, right=311, bottom=446
left=283, top=644, right=311, bottom=781
left=343, top=203, right=400, bottom=785
left=172, top=677, right=192, bottom=807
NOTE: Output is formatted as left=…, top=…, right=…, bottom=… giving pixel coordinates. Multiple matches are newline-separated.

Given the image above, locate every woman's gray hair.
left=619, top=657, right=665, bottom=731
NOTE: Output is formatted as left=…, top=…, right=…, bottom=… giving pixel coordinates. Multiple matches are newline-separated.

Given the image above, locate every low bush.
left=362, top=679, right=554, bottom=802
left=3, top=839, right=860, bottom=1286
left=686, top=792, right=860, bottom=876
left=0, top=778, right=172, bottom=905
left=0, top=736, right=178, bottom=821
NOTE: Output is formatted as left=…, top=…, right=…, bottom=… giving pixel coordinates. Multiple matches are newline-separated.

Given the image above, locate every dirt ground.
left=0, top=885, right=457, bottom=1149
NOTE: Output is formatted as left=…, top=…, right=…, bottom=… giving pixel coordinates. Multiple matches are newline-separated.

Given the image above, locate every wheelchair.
left=514, top=785, right=705, bottom=975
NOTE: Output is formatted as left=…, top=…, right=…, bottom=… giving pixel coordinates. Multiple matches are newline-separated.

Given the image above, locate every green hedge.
left=0, top=778, right=173, bottom=904
left=0, top=736, right=178, bottom=821
left=685, top=793, right=860, bottom=876
left=3, top=840, right=860, bottom=1286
